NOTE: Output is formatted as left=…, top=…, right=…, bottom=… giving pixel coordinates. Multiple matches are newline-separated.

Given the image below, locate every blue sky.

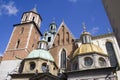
left=0, top=0, right=112, bottom=55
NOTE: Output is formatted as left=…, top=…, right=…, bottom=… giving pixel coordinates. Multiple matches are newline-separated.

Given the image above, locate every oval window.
left=84, top=57, right=93, bottom=66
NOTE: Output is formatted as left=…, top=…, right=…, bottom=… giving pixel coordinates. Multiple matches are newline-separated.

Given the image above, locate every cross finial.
left=82, top=22, right=86, bottom=32
left=32, top=4, right=37, bottom=13
left=52, top=17, right=55, bottom=23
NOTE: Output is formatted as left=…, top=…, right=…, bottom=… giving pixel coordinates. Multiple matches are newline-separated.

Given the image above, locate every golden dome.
left=73, top=43, right=107, bottom=57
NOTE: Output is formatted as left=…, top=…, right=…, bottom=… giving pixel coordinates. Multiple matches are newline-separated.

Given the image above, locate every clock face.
left=84, top=57, right=93, bottom=66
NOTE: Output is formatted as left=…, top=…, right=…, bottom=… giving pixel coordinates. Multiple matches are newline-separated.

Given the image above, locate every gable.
left=53, top=21, right=74, bottom=47
left=49, top=21, right=76, bottom=68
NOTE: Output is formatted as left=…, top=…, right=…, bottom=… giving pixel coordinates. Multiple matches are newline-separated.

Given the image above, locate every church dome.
left=27, top=49, right=54, bottom=61
left=73, top=43, right=107, bottom=57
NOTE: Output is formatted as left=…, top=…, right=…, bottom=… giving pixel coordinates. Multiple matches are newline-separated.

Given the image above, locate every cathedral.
left=0, top=7, right=120, bottom=80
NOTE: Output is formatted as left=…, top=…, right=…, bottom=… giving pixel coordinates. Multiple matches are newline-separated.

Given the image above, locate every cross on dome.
left=82, top=22, right=87, bottom=32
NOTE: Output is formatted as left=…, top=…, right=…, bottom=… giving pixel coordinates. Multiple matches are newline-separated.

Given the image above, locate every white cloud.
left=68, top=0, right=78, bottom=3
left=90, top=27, right=99, bottom=35
left=0, top=1, right=18, bottom=16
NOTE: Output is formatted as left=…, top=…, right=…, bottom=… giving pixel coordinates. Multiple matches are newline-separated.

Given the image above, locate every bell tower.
left=3, top=7, right=42, bottom=60
left=21, top=7, right=42, bottom=29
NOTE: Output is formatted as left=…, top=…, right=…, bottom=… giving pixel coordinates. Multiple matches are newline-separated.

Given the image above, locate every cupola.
left=38, top=38, right=48, bottom=50
left=49, top=20, right=57, bottom=34
left=80, top=23, right=92, bottom=44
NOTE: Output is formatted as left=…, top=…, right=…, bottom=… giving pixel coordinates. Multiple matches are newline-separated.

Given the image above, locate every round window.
left=99, top=57, right=106, bottom=66
left=84, top=57, right=93, bottom=66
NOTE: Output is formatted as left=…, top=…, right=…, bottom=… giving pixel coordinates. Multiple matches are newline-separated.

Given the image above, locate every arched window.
left=66, top=32, right=69, bottom=43
left=61, top=49, right=66, bottom=69
left=32, top=17, right=35, bottom=21
left=106, top=42, right=117, bottom=67
left=57, top=34, right=60, bottom=45
left=62, top=26, right=64, bottom=45
left=29, top=62, right=36, bottom=70
left=50, top=25, right=53, bottom=30
left=99, top=57, right=106, bottom=66
left=20, top=27, right=24, bottom=34
left=16, top=39, right=20, bottom=48
left=41, top=63, right=49, bottom=73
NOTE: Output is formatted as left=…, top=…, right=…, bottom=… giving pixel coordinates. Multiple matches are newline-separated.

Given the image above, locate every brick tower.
left=3, top=8, right=42, bottom=60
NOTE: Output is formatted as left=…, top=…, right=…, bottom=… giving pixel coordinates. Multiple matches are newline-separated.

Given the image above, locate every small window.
left=32, top=17, right=35, bottom=21
left=44, top=33, right=47, bottom=36
left=48, top=37, right=51, bottom=42
left=41, top=63, right=49, bottom=73
left=30, top=62, right=36, bottom=70
left=16, top=39, right=20, bottom=48
left=72, top=39, right=74, bottom=42
left=84, top=57, right=93, bottom=66
left=99, top=57, right=106, bottom=66
left=51, top=25, right=53, bottom=30
left=66, top=32, right=69, bottom=43
left=32, top=44, right=34, bottom=48
left=25, top=15, right=28, bottom=21
left=53, top=67, right=56, bottom=70
left=57, top=34, right=60, bottom=45
left=20, top=27, right=24, bottom=34
left=62, top=26, right=64, bottom=31
left=53, top=44, right=55, bottom=47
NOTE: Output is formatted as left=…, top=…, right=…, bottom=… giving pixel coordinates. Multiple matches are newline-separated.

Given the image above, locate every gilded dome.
left=27, top=49, right=54, bottom=61
left=73, top=43, right=107, bottom=57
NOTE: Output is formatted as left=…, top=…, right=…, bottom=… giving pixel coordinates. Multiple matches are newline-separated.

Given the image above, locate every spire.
left=31, top=5, right=37, bottom=13
left=82, top=22, right=86, bottom=32
left=52, top=17, right=55, bottom=23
